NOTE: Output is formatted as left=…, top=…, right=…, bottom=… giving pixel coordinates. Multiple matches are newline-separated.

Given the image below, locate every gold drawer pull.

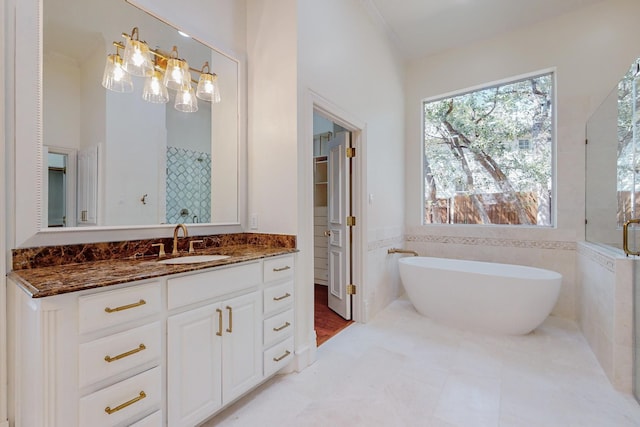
left=105, top=391, right=146, bottom=415
left=273, top=322, right=291, bottom=332
left=216, top=308, right=223, bottom=336
left=273, top=293, right=291, bottom=302
left=226, top=306, right=233, bottom=333
left=273, top=265, right=291, bottom=272
left=104, top=344, right=146, bottom=363
left=104, top=299, right=146, bottom=313
left=273, top=350, right=291, bottom=362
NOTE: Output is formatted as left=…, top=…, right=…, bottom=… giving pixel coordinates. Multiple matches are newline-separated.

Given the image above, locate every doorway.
left=44, top=147, right=77, bottom=228
left=313, top=111, right=354, bottom=345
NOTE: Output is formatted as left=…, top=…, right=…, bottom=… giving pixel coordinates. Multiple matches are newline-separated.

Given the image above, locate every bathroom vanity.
left=7, top=249, right=295, bottom=427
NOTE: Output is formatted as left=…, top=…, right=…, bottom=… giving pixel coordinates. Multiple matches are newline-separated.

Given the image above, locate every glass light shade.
left=163, top=58, right=190, bottom=90
left=196, top=73, right=221, bottom=103
left=142, top=70, right=169, bottom=103
left=102, top=54, right=133, bottom=93
left=174, top=83, right=198, bottom=113
left=122, top=38, right=154, bottom=77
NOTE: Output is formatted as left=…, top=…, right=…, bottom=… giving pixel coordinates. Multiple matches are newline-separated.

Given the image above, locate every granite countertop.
left=9, top=244, right=297, bottom=298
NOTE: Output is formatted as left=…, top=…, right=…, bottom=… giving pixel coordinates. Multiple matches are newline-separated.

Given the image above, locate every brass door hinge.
left=346, top=147, right=356, bottom=158
left=347, top=284, right=356, bottom=295
left=347, top=216, right=356, bottom=226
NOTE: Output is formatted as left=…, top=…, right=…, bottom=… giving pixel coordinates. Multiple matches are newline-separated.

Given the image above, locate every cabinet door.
left=222, top=291, right=263, bottom=403
left=168, top=304, right=222, bottom=427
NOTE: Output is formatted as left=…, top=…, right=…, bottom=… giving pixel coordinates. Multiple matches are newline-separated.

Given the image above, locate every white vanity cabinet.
left=8, top=279, right=163, bottom=427
left=167, top=278, right=262, bottom=426
left=262, top=255, right=295, bottom=375
left=8, top=254, right=296, bottom=427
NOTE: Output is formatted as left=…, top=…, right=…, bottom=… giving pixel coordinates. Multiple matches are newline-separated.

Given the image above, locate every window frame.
left=420, top=68, right=558, bottom=228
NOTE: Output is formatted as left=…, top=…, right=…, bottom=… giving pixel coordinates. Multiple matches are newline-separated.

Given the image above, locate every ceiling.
left=362, top=0, right=605, bottom=60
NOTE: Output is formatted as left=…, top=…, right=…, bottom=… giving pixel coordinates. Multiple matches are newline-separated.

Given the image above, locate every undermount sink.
left=158, top=255, right=231, bottom=265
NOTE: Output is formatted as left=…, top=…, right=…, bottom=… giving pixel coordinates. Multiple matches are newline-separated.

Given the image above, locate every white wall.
left=43, top=53, right=82, bottom=151
left=246, top=0, right=298, bottom=236
left=298, top=0, right=406, bottom=321
left=577, top=242, right=634, bottom=392
left=128, top=0, right=247, bottom=58
left=104, top=81, right=166, bottom=225
left=405, top=0, right=640, bottom=320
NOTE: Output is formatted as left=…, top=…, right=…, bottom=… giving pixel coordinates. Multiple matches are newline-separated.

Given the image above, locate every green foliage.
left=423, top=73, right=553, bottom=207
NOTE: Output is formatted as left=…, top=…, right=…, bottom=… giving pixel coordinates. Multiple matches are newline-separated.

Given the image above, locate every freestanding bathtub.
left=398, top=257, right=562, bottom=335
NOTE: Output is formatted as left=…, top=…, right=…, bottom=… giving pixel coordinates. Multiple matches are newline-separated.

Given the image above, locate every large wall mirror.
left=13, top=0, right=244, bottom=247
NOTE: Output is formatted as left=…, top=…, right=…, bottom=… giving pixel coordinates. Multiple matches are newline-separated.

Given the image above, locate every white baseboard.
left=0, top=419, right=9, bottom=427
left=292, top=332, right=317, bottom=372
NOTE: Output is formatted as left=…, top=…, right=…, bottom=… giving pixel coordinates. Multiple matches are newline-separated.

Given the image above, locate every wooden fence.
left=425, top=192, right=539, bottom=225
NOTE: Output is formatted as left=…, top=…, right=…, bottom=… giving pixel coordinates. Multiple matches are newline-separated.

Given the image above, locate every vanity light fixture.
left=101, top=26, right=221, bottom=112
left=196, top=62, right=221, bottom=103
left=163, top=46, right=191, bottom=90
left=142, top=67, right=170, bottom=104
left=101, top=52, right=134, bottom=93
left=122, top=27, right=154, bottom=77
left=175, top=81, right=199, bottom=112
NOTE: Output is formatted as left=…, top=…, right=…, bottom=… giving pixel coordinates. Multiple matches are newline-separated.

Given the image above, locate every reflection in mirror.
left=585, top=57, right=640, bottom=248
left=42, top=0, right=239, bottom=228
left=47, top=152, right=67, bottom=227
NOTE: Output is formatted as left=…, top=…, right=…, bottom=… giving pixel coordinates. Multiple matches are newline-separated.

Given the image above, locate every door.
left=167, top=304, right=223, bottom=427
left=77, top=146, right=99, bottom=225
left=47, top=154, right=67, bottom=227
left=221, top=291, right=262, bottom=403
left=327, top=132, right=352, bottom=320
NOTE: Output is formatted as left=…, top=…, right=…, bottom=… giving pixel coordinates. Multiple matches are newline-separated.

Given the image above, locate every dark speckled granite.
left=9, top=233, right=297, bottom=298
left=12, top=233, right=296, bottom=270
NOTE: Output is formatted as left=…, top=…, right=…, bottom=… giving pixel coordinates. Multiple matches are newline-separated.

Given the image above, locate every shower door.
left=619, top=61, right=640, bottom=404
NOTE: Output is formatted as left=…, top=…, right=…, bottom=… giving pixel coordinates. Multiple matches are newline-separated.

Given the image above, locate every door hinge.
left=346, top=147, right=356, bottom=158
left=347, top=216, right=356, bottom=226
left=347, top=284, right=356, bottom=295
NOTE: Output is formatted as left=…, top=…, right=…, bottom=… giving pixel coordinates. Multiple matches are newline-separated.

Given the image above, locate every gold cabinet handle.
left=104, top=299, right=146, bottom=313
left=105, top=391, right=146, bottom=415
left=226, top=306, right=233, bottom=333
left=273, top=350, right=291, bottom=362
left=273, top=266, right=291, bottom=272
left=104, top=344, right=146, bottom=363
left=216, top=308, right=223, bottom=336
left=273, top=322, right=290, bottom=332
left=273, top=293, right=291, bottom=301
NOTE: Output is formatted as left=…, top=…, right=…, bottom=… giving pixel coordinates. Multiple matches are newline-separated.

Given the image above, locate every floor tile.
left=204, top=298, right=640, bottom=427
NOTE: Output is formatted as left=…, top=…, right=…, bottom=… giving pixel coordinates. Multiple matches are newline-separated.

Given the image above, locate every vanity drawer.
left=79, top=322, right=161, bottom=388
left=79, top=366, right=161, bottom=427
left=263, top=280, right=294, bottom=315
left=263, top=255, right=295, bottom=283
left=130, top=410, right=162, bottom=427
left=79, top=282, right=161, bottom=334
left=168, top=262, right=261, bottom=310
left=263, top=309, right=294, bottom=348
left=264, top=336, right=294, bottom=377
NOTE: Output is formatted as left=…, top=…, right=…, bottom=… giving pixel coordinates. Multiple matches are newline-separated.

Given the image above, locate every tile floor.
left=204, top=297, right=640, bottom=427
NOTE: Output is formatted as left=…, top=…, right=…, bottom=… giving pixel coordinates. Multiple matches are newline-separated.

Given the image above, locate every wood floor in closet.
left=314, top=283, right=353, bottom=346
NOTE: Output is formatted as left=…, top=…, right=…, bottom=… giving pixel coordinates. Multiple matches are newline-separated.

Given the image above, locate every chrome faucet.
left=172, top=224, right=189, bottom=255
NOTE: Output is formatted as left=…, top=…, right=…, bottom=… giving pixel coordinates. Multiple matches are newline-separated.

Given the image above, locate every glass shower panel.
left=586, top=57, right=640, bottom=405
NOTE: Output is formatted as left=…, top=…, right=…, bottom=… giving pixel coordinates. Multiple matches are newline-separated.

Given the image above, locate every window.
left=518, top=139, right=531, bottom=151
left=423, top=72, right=554, bottom=226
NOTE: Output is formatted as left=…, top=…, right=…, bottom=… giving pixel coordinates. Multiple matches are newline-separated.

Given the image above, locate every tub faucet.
left=388, top=248, right=418, bottom=256
left=172, top=224, right=189, bottom=255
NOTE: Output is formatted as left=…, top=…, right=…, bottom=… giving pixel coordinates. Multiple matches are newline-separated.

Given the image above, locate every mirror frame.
left=13, top=0, right=246, bottom=247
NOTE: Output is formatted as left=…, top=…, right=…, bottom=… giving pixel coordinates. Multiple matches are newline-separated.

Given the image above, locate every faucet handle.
left=151, top=243, right=166, bottom=257
left=189, top=240, right=204, bottom=254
